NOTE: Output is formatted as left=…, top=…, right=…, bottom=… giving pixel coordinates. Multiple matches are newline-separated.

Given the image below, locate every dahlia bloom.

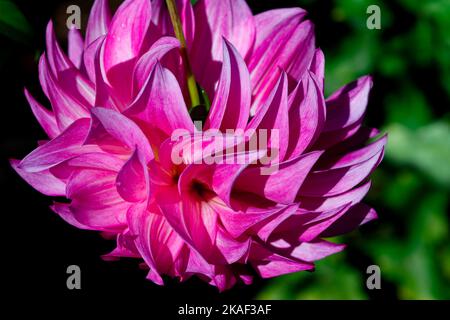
left=11, top=0, right=386, bottom=291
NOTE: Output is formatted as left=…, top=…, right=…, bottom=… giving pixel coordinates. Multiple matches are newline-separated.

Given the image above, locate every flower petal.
left=324, top=76, right=373, bottom=132
left=10, top=159, right=66, bottom=196
left=125, top=63, right=193, bottom=147
left=103, top=0, right=152, bottom=103
left=116, top=149, right=149, bottom=202
left=19, top=118, right=93, bottom=172
left=68, top=28, right=84, bottom=69
left=86, top=107, right=153, bottom=162
left=286, top=71, right=326, bottom=159
left=24, top=88, right=60, bottom=139
left=85, top=0, right=111, bottom=46
left=132, top=36, right=180, bottom=94
left=205, top=39, right=251, bottom=131
left=248, top=9, right=314, bottom=113
left=299, top=149, right=384, bottom=197
left=190, top=0, right=255, bottom=96
left=235, top=151, right=323, bottom=204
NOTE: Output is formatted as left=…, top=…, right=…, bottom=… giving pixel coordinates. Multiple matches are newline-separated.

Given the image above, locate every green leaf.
left=0, top=0, right=33, bottom=43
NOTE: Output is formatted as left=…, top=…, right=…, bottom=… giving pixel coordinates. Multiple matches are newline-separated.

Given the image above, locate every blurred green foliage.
left=259, top=0, right=450, bottom=300
left=0, top=0, right=32, bottom=44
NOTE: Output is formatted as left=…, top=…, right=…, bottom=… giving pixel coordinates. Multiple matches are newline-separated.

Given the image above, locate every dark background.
left=1, top=0, right=449, bottom=300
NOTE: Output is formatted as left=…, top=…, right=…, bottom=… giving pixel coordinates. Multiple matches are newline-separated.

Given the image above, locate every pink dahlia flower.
left=11, top=0, right=386, bottom=291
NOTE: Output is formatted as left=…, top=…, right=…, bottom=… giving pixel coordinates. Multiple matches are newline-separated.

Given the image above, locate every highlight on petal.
left=103, top=0, right=152, bottom=102
left=205, top=38, right=251, bottom=131
left=190, top=0, right=255, bottom=95
left=248, top=8, right=314, bottom=112
left=68, top=28, right=84, bottom=69
left=125, top=62, right=193, bottom=145
left=85, top=0, right=111, bottom=46
left=24, top=88, right=60, bottom=139
left=10, top=159, right=66, bottom=196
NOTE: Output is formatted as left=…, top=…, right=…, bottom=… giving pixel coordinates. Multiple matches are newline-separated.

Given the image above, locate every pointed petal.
left=51, top=202, right=95, bottom=230
left=86, top=107, right=153, bottom=162
left=299, top=149, right=384, bottom=197
left=10, top=159, right=66, bottom=196
left=236, top=151, right=323, bottom=204
left=132, top=36, right=180, bottom=94
left=317, top=134, right=387, bottom=170
left=24, top=88, right=60, bottom=138
left=116, top=149, right=149, bottom=202
left=125, top=63, right=193, bottom=144
left=68, top=28, right=84, bottom=68
left=324, top=76, right=373, bottom=132
left=247, top=72, right=289, bottom=161
left=85, top=0, right=111, bottom=46
left=190, top=0, right=255, bottom=95
left=289, top=240, right=346, bottom=262
left=286, top=71, right=326, bottom=159
left=322, top=203, right=378, bottom=237
left=128, top=204, right=186, bottom=283
left=250, top=242, right=314, bottom=278
left=19, top=118, right=93, bottom=172
left=103, top=0, right=151, bottom=102
left=298, top=180, right=371, bottom=212
left=66, top=168, right=129, bottom=231
left=248, top=9, right=314, bottom=112
left=45, top=21, right=73, bottom=75
left=205, top=39, right=251, bottom=131
left=309, top=48, right=325, bottom=91
left=40, top=56, right=90, bottom=130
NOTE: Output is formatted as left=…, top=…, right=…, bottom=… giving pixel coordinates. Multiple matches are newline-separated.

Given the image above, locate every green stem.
left=165, top=0, right=200, bottom=108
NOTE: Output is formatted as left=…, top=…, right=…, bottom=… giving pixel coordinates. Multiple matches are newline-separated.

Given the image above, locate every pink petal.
left=10, top=159, right=66, bottom=196
left=317, top=134, right=387, bottom=170
left=116, top=149, right=149, bottom=202
left=125, top=63, right=193, bottom=146
left=248, top=9, right=314, bottom=113
left=128, top=204, right=186, bottom=284
left=68, top=28, right=84, bottom=69
left=298, top=180, right=372, bottom=212
left=85, top=0, right=111, bottom=46
left=24, top=88, right=60, bottom=138
left=247, top=72, right=289, bottom=161
left=299, top=149, right=384, bottom=197
left=39, top=56, right=90, bottom=131
left=51, top=202, right=95, bottom=230
left=250, top=242, right=314, bottom=278
left=286, top=71, right=326, bottom=159
left=86, top=107, right=153, bottom=162
left=19, top=118, right=93, bottom=172
left=66, top=168, right=129, bottom=231
left=288, top=240, right=346, bottom=262
left=190, top=0, right=255, bottom=96
left=309, top=48, right=325, bottom=91
left=132, top=36, right=180, bottom=94
left=321, top=203, right=378, bottom=237
left=205, top=39, right=251, bottom=131
left=104, top=0, right=151, bottom=103
left=45, top=21, right=73, bottom=75
left=324, top=76, right=373, bottom=132
left=235, top=151, right=323, bottom=204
